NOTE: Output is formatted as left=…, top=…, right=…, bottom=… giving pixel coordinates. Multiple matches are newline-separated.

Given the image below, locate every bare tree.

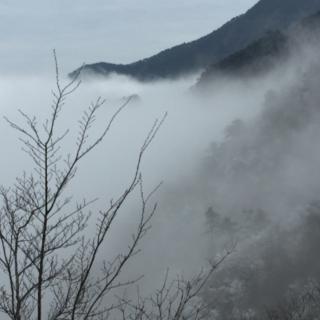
left=117, top=253, right=231, bottom=320
left=264, top=280, right=320, bottom=320
left=0, top=52, right=225, bottom=320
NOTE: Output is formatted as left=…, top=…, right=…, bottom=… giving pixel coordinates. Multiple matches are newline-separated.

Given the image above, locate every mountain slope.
left=198, top=30, right=289, bottom=83
left=196, top=10, right=320, bottom=87
left=70, top=0, right=320, bottom=81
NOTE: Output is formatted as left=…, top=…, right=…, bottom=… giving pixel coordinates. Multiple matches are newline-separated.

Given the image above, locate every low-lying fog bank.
left=1, top=41, right=320, bottom=318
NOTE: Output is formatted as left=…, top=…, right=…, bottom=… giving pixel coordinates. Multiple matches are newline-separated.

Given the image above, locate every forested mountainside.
left=196, top=11, right=320, bottom=87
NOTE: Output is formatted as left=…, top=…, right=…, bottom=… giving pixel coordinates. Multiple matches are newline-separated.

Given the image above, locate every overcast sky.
left=0, top=0, right=258, bottom=74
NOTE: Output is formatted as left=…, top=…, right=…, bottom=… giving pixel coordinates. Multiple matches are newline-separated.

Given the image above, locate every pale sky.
left=0, top=0, right=258, bottom=74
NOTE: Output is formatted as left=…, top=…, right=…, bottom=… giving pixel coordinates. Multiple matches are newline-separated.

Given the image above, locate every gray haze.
left=0, top=0, right=257, bottom=74
left=2, top=2, right=320, bottom=319
left=2, top=28, right=320, bottom=317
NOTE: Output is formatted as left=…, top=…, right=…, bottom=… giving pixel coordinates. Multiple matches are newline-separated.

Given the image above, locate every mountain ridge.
left=70, top=0, right=320, bottom=81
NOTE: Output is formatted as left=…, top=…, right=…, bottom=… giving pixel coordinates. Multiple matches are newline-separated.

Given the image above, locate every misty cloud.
left=2, top=24, right=320, bottom=319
